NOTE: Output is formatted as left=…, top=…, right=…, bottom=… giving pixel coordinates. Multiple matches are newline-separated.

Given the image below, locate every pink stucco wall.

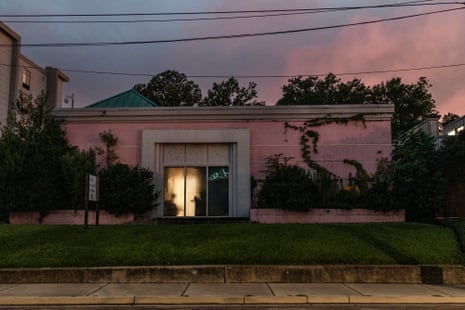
left=64, top=119, right=391, bottom=182
left=9, top=210, right=134, bottom=225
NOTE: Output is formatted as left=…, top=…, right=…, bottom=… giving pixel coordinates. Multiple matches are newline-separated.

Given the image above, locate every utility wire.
left=1, top=1, right=463, bottom=23
left=64, top=63, right=465, bottom=78
left=0, top=11, right=373, bottom=24
left=2, top=6, right=464, bottom=48
left=0, top=1, right=462, bottom=18
left=0, top=11, right=357, bottom=24
left=3, top=62, right=465, bottom=78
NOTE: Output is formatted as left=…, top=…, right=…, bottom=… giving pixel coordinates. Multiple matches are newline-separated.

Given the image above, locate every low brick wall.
left=250, top=208, right=405, bottom=224
left=9, top=210, right=134, bottom=225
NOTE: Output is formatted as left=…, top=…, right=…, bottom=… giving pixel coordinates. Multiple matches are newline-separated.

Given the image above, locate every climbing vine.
left=284, top=113, right=368, bottom=176
left=282, top=113, right=397, bottom=210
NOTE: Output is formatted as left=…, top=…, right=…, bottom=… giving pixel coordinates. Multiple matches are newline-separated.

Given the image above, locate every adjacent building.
left=0, top=21, right=69, bottom=127
left=443, top=116, right=465, bottom=137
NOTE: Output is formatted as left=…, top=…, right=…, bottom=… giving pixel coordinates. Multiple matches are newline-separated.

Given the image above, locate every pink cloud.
left=276, top=10, right=465, bottom=115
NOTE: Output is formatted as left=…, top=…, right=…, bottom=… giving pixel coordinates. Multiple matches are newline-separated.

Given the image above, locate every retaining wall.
left=9, top=210, right=134, bottom=225
left=0, top=265, right=461, bottom=284
left=250, top=208, right=405, bottom=224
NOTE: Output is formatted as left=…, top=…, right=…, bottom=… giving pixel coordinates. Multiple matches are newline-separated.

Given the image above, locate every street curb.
left=3, top=295, right=465, bottom=306
left=0, top=296, right=134, bottom=305
left=135, top=296, right=244, bottom=305
left=244, top=295, right=308, bottom=304
left=1, top=265, right=465, bottom=284
left=349, top=296, right=465, bottom=304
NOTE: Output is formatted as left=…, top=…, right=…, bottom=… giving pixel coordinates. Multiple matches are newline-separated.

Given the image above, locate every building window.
left=162, top=144, right=230, bottom=217
left=22, top=69, right=31, bottom=90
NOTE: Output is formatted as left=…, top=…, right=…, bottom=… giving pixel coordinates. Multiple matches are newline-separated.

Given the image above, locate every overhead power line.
left=63, top=62, right=465, bottom=78
left=2, top=6, right=464, bottom=48
left=1, top=1, right=463, bottom=23
left=0, top=1, right=462, bottom=18
left=2, top=12, right=333, bottom=24
left=3, top=62, right=465, bottom=78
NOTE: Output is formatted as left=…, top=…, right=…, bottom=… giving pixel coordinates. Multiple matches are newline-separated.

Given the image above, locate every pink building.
left=55, top=91, right=394, bottom=219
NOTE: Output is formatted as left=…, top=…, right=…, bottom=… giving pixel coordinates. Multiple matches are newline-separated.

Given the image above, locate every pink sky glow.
left=270, top=12, right=465, bottom=116
left=1, top=1, right=463, bottom=116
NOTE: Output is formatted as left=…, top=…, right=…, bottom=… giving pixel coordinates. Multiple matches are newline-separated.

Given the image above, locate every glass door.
left=163, top=165, right=229, bottom=217
left=186, top=167, right=206, bottom=216
left=208, top=166, right=229, bottom=216
left=162, top=144, right=230, bottom=217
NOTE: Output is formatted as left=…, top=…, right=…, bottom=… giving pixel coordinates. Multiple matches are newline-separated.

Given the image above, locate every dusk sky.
left=1, top=0, right=464, bottom=116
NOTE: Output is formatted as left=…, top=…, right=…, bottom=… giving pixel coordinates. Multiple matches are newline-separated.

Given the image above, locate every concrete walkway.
left=2, top=282, right=465, bottom=306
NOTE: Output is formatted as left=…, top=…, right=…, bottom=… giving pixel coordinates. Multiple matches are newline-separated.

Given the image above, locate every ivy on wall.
left=284, top=113, right=368, bottom=176
left=257, top=112, right=397, bottom=210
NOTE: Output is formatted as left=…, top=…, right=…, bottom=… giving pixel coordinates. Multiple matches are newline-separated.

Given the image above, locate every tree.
left=277, top=74, right=438, bottom=139
left=134, top=70, right=202, bottom=106
left=276, top=73, right=371, bottom=106
left=442, top=112, right=461, bottom=126
left=61, top=148, right=97, bottom=210
left=436, top=130, right=465, bottom=217
left=391, top=130, right=444, bottom=221
left=98, top=130, right=119, bottom=167
left=438, top=130, right=465, bottom=185
left=0, top=92, right=72, bottom=217
left=202, top=77, right=264, bottom=106
left=371, top=77, right=438, bottom=138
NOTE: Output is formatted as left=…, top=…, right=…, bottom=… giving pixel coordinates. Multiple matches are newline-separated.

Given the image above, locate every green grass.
left=0, top=223, right=463, bottom=268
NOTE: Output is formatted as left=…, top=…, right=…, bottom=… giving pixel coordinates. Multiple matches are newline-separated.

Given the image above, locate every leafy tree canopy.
left=0, top=93, right=157, bottom=220
left=0, top=92, right=72, bottom=214
left=277, top=73, right=371, bottom=106
left=277, top=73, right=438, bottom=138
left=372, top=77, right=439, bottom=138
left=442, top=112, right=461, bottom=126
left=202, top=77, right=264, bottom=106
left=134, top=70, right=202, bottom=106
left=438, top=130, right=465, bottom=183
left=392, top=130, right=444, bottom=220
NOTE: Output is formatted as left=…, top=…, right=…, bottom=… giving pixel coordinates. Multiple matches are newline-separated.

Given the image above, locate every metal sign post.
left=85, top=174, right=100, bottom=226
left=84, top=176, right=89, bottom=227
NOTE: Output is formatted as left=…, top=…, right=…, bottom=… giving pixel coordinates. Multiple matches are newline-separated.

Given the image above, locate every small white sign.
left=88, top=174, right=98, bottom=202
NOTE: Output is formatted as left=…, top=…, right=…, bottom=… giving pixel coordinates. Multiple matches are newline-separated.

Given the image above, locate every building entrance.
left=162, top=144, right=230, bottom=217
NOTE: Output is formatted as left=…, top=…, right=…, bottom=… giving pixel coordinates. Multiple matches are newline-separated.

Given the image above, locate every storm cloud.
left=1, top=0, right=464, bottom=115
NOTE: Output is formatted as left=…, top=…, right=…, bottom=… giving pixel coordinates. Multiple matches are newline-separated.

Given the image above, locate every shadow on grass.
left=439, top=219, right=465, bottom=255
left=334, top=225, right=419, bottom=264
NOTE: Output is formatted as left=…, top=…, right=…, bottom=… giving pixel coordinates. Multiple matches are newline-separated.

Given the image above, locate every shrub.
left=325, top=188, right=361, bottom=210
left=340, top=158, right=396, bottom=211
left=256, top=154, right=319, bottom=211
left=61, top=148, right=97, bottom=210
left=99, top=163, right=158, bottom=217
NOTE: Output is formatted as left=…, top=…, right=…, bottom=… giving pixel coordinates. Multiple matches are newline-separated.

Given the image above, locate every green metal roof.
left=86, top=89, right=158, bottom=108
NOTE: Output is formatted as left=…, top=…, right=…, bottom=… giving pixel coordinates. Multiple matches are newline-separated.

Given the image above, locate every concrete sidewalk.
left=2, top=282, right=465, bottom=306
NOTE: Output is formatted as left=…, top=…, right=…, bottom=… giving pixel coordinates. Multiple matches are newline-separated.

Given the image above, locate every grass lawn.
left=0, top=222, right=463, bottom=268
